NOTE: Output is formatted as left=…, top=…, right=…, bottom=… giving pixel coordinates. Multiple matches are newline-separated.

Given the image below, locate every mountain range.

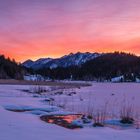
left=1, top=52, right=140, bottom=81
left=23, top=52, right=140, bottom=81
left=22, top=52, right=101, bottom=69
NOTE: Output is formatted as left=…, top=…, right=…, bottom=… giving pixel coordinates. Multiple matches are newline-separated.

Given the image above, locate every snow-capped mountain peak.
left=22, top=59, right=34, bottom=68
left=22, top=52, right=101, bottom=69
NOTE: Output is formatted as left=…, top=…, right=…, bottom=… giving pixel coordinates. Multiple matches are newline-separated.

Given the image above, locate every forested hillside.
left=35, top=52, right=140, bottom=81
left=0, top=55, right=25, bottom=79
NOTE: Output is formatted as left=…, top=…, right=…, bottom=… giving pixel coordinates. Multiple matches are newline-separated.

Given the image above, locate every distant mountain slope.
left=22, top=52, right=101, bottom=69
left=22, top=59, right=34, bottom=68
left=81, top=52, right=140, bottom=80
left=35, top=52, right=140, bottom=81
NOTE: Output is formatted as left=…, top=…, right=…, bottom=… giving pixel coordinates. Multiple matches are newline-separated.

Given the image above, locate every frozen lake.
left=0, top=83, right=140, bottom=140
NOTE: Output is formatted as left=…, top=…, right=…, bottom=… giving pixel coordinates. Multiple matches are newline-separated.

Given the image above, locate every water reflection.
left=40, top=114, right=82, bottom=129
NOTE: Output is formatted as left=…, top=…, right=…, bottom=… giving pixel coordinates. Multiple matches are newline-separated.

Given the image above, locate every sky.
left=0, top=0, right=140, bottom=62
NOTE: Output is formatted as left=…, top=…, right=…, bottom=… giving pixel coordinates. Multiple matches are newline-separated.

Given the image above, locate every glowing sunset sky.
left=1, top=0, right=140, bottom=62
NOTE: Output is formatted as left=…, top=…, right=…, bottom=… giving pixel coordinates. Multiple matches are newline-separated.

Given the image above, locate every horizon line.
left=1, top=51, right=140, bottom=63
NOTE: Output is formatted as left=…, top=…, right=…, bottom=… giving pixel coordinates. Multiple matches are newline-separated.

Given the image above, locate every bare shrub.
left=59, top=98, right=68, bottom=109
left=85, top=101, right=94, bottom=119
left=55, top=97, right=68, bottom=109
left=30, top=85, right=47, bottom=94
left=92, top=102, right=108, bottom=127
left=44, top=98, right=55, bottom=106
left=135, top=112, right=140, bottom=129
left=120, top=98, right=135, bottom=124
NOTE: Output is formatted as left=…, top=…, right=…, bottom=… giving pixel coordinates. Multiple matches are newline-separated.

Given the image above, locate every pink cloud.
left=1, top=0, right=140, bottom=61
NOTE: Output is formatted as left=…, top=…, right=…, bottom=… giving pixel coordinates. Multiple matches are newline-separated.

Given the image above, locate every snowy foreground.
left=0, top=83, right=140, bottom=140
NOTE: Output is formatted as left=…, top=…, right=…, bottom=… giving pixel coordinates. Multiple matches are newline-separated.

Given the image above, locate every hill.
left=0, top=55, right=25, bottom=79
left=34, top=52, right=140, bottom=81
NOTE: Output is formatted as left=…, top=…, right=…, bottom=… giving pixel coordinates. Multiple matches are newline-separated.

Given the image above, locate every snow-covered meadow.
left=0, top=83, right=140, bottom=140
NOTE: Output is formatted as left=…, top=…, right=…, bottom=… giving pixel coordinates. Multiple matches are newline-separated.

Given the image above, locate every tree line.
left=35, top=52, right=140, bottom=81
left=0, top=55, right=25, bottom=79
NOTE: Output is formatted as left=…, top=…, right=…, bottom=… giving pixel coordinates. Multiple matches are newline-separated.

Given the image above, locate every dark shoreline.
left=0, top=79, right=91, bottom=87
